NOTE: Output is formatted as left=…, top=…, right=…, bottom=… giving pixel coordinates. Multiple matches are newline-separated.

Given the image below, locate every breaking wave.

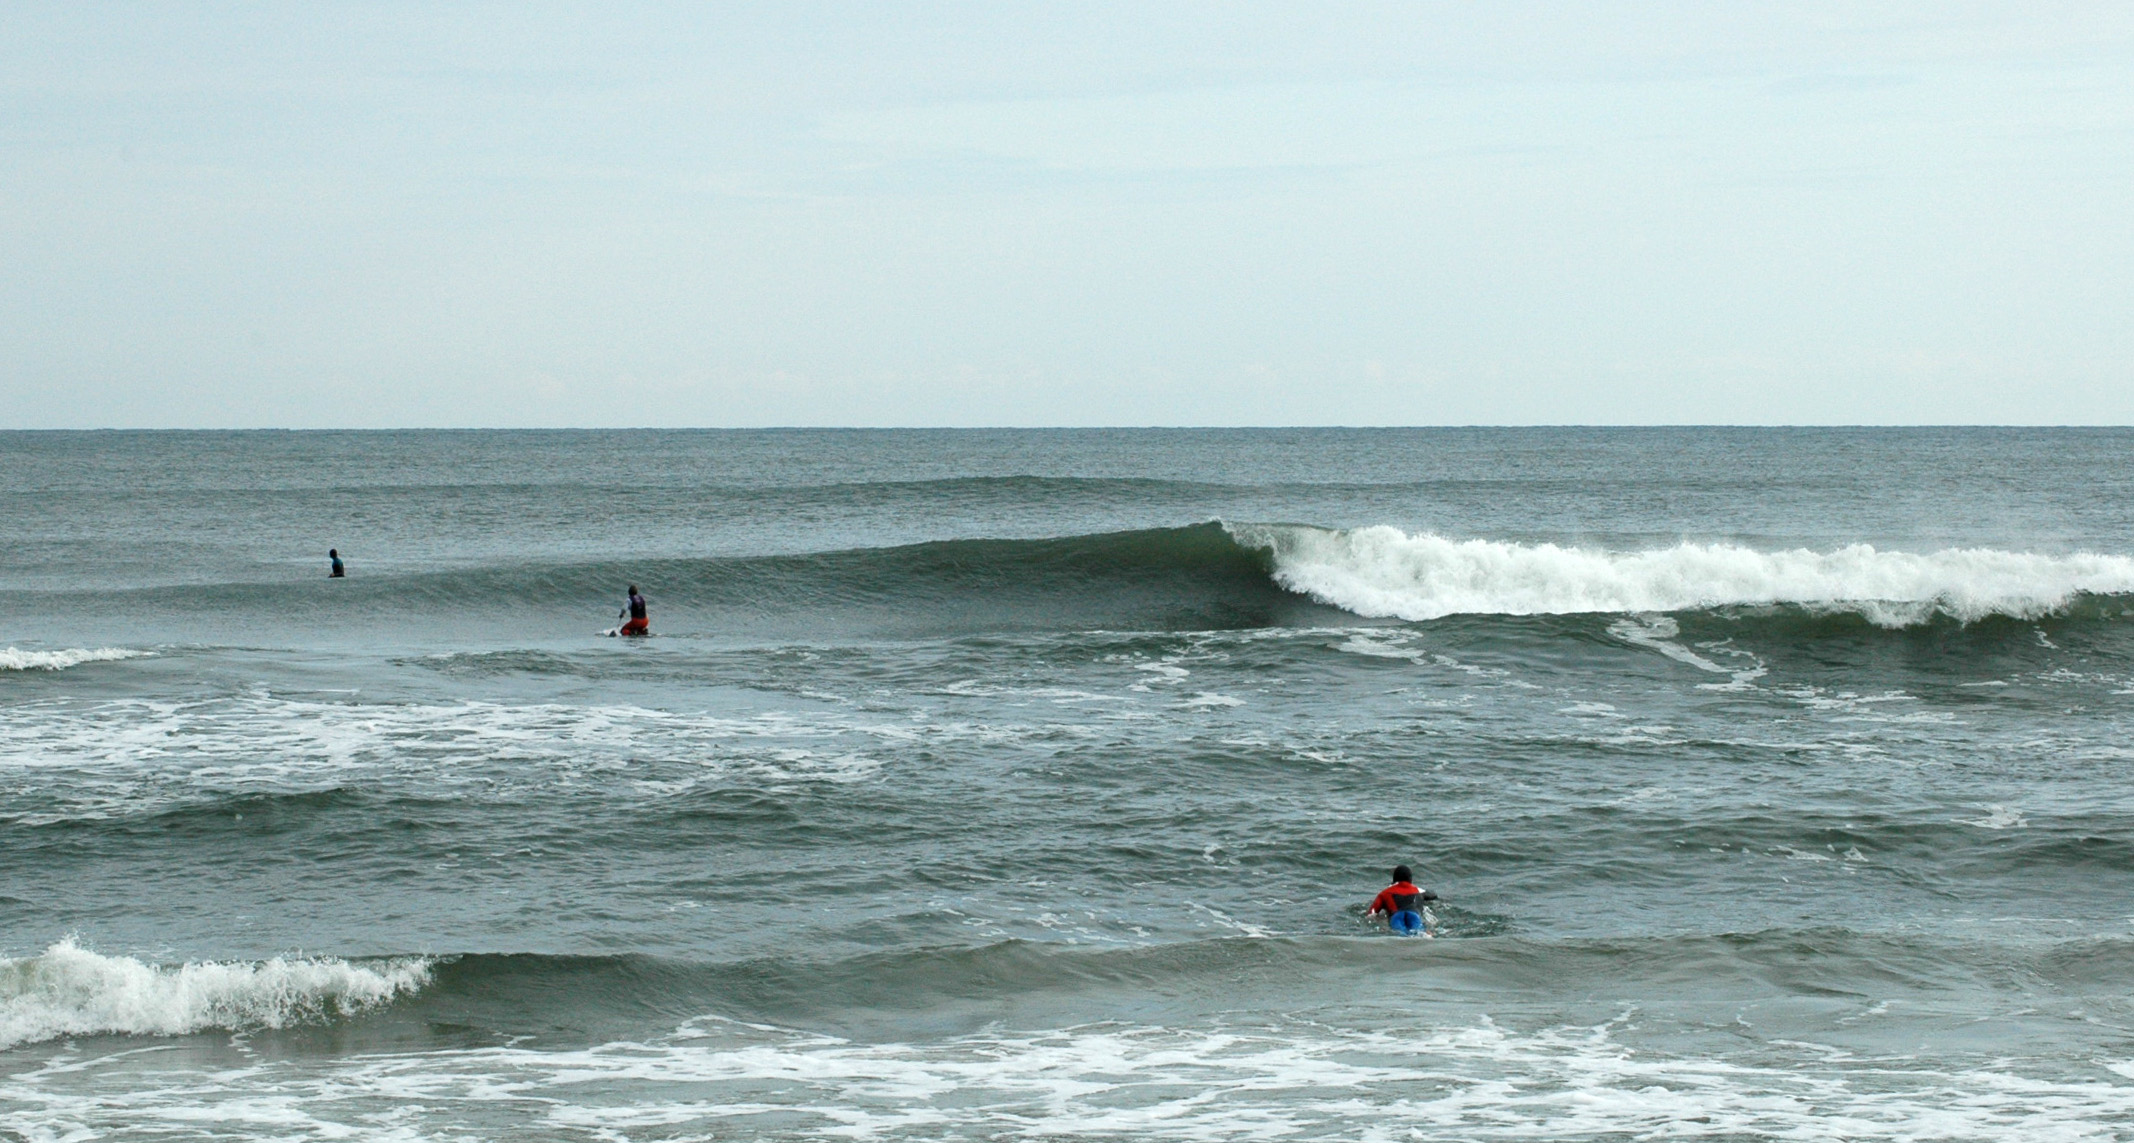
left=0, top=938, right=431, bottom=1049
left=0, top=647, right=146, bottom=672
left=16, top=525, right=2134, bottom=633
left=15, top=933, right=2134, bottom=1048
left=1237, top=524, right=2134, bottom=627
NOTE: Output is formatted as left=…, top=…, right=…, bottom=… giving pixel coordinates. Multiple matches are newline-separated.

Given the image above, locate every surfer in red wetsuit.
left=1366, top=865, right=1436, bottom=935
left=618, top=585, right=649, bottom=636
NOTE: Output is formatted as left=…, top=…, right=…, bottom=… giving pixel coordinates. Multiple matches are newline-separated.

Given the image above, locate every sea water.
left=3, top=427, right=2133, bottom=1140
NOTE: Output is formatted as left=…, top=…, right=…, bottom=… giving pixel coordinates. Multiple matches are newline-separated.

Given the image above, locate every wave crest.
left=15, top=526, right=2134, bottom=632
left=0, top=647, right=146, bottom=672
left=1233, top=525, right=2134, bottom=626
left=0, top=938, right=430, bottom=1048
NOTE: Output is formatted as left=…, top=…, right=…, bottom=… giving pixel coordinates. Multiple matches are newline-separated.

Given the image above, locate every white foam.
left=0, top=646, right=147, bottom=672
left=1609, top=616, right=1770, bottom=689
left=0, top=938, right=429, bottom=1049
left=0, top=687, right=1227, bottom=824
left=1960, top=805, right=2028, bottom=830
left=0, top=695, right=942, bottom=822
left=1562, top=701, right=1623, bottom=718
left=11, top=1015, right=2134, bottom=1141
left=1335, top=631, right=1430, bottom=663
left=1230, top=524, right=2134, bottom=626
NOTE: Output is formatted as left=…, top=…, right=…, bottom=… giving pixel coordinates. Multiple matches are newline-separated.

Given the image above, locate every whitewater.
left=4, top=427, right=2133, bottom=1141
left=0, top=647, right=145, bottom=672
left=1239, top=523, right=2134, bottom=625
left=0, top=940, right=429, bottom=1051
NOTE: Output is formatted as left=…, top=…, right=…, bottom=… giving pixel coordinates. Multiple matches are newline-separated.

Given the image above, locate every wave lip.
left=0, top=647, right=146, bottom=672
left=0, top=939, right=430, bottom=1049
left=1234, top=524, right=2134, bottom=626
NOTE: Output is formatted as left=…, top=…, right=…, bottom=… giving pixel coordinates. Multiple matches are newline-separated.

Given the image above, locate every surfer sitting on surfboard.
left=1366, top=865, right=1437, bottom=935
left=617, top=585, right=650, bottom=636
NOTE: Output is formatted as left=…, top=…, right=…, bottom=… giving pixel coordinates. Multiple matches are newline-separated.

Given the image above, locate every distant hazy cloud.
left=3, top=2, right=2130, bottom=426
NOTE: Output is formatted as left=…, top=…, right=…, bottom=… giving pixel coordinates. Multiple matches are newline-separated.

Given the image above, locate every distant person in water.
left=617, top=585, right=649, bottom=636
left=328, top=549, right=345, bottom=578
left=1366, top=865, right=1437, bottom=936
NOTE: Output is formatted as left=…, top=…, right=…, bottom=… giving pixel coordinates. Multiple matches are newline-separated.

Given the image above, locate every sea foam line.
left=0, top=647, right=147, bottom=672
left=0, top=938, right=430, bottom=1049
left=12, top=1016, right=2134, bottom=1141
left=1232, top=524, right=2134, bottom=626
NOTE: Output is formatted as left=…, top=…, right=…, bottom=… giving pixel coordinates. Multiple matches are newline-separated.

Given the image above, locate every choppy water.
left=4, top=427, right=2134, bottom=1141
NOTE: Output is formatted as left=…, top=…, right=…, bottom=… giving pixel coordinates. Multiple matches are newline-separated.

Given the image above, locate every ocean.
left=4, top=426, right=2134, bottom=1141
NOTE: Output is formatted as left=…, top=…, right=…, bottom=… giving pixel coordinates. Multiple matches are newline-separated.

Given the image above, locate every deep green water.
left=4, top=428, right=2134, bottom=1140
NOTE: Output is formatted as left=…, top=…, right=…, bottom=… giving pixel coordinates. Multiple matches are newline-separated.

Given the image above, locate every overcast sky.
left=3, top=2, right=2131, bottom=427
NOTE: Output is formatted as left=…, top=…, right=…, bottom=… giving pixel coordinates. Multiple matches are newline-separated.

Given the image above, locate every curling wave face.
left=0, top=939, right=431, bottom=1049
left=1236, top=524, right=2134, bottom=626
left=17, top=524, right=2134, bottom=643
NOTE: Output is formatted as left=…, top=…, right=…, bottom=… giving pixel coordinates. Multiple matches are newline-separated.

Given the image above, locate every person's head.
left=1392, top=865, right=1412, bottom=884
left=628, top=584, right=639, bottom=594
left=329, top=549, right=338, bottom=558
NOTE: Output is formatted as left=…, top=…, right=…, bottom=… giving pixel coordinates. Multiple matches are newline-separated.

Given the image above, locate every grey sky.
left=3, top=2, right=2130, bottom=427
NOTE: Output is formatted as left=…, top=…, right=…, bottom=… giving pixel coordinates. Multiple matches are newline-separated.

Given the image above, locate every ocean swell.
left=12, top=524, right=1325, bottom=635
left=1234, top=524, right=2134, bottom=626
left=14, top=525, right=2134, bottom=634
left=0, top=938, right=431, bottom=1048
